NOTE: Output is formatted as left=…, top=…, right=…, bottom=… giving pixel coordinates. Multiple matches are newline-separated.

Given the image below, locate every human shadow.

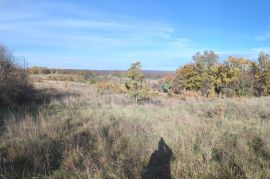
left=142, top=137, right=173, bottom=179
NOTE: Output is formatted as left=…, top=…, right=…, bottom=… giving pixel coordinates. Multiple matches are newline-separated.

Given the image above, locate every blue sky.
left=0, top=0, right=270, bottom=70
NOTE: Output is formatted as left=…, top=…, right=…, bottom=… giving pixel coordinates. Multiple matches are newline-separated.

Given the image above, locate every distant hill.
left=46, top=68, right=175, bottom=79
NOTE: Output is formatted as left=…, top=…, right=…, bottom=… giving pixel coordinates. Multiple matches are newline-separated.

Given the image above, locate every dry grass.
left=1, top=80, right=270, bottom=178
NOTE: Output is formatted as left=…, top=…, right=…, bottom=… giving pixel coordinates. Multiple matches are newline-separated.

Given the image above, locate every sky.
left=0, top=0, right=270, bottom=70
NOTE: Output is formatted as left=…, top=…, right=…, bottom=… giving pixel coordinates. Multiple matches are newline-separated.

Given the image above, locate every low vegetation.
left=1, top=44, right=270, bottom=178
left=1, top=80, right=270, bottom=178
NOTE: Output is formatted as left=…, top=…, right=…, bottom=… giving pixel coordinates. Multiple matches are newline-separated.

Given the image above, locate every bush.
left=28, top=66, right=50, bottom=74
left=161, top=81, right=171, bottom=93
left=0, top=45, right=32, bottom=106
left=125, top=62, right=150, bottom=104
left=28, top=66, right=39, bottom=74
left=38, top=67, right=50, bottom=74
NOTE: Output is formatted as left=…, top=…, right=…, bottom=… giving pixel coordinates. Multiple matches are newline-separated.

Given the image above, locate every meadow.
left=1, top=76, right=270, bottom=178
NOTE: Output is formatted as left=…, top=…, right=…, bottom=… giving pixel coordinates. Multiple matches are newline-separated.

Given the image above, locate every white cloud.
left=251, top=47, right=270, bottom=53
left=0, top=3, right=191, bottom=51
left=255, top=33, right=270, bottom=41
left=216, top=47, right=270, bottom=61
left=0, top=0, right=196, bottom=70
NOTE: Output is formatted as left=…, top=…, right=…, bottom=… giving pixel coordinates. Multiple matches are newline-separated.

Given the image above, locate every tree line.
left=127, top=50, right=270, bottom=101
left=2, top=43, right=270, bottom=106
left=172, top=50, right=270, bottom=97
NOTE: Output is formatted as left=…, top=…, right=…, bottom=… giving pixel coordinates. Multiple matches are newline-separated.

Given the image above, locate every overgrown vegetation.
left=1, top=80, right=270, bottom=178
left=28, top=50, right=270, bottom=100
left=0, top=45, right=33, bottom=107
left=1, top=45, right=270, bottom=178
left=172, top=50, right=270, bottom=97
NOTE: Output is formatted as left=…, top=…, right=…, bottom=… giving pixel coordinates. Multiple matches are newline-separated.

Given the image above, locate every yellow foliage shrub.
left=96, top=81, right=125, bottom=94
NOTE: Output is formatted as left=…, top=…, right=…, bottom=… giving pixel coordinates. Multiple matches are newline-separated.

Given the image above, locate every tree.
left=250, top=62, right=261, bottom=96
left=226, top=56, right=252, bottom=72
left=192, top=50, right=219, bottom=97
left=258, top=52, right=270, bottom=72
left=252, top=52, right=270, bottom=96
left=173, top=51, right=270, bottom=98
left=125, top=62, right=149, bottom=104
left=214, top=63, right=238, bottom=96
left=192, top=50, right=218, bottom=67
left=223, top=57, right=254, bottom=96
left=173, top=64, right=202, bottom=94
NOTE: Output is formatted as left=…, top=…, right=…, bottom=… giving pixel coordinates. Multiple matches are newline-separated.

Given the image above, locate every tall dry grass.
left=1, top=80, right=270, bottom=178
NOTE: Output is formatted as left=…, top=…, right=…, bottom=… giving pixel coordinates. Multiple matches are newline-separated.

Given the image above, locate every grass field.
left=1, top=79, right=270, bottom=178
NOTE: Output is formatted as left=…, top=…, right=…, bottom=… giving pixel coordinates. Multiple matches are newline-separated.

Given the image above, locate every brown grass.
left=1, top=80, right=270, bottom=178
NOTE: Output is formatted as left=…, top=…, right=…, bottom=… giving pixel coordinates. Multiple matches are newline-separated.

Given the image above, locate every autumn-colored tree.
left=173, top=64, right=202, bottom=94
left=172, top=51, right=270, bottom=97
left=192, top=50, right=219, bottom=97
left=200, top=64, right=218, bottom=97
left=226, top=56, right=252, bottom=72
left=214, top=63, right=237, bottom=96
left=222, top=57, right=254, bottom=96
left=173, top=50, right=218, bottom=97
left=256, top=52, right=270, bottom=95
left=125, top=62, right=149, bottom=104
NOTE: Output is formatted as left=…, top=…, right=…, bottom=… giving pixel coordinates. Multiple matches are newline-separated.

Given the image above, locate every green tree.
left=125, top=62, right=149, bottom=104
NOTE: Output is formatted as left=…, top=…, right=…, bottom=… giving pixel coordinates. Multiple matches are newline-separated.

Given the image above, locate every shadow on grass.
left=0, top=87, right=79, bottom=131
left=142, top=137, right=173, bottom=179
left=0, top=137, right=66, bottom=178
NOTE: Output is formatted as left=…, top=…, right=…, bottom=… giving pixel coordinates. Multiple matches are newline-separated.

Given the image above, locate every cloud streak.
left=0, top=0, right=269, bottom=70
left=255, top=33, right=270, bottom=41
left=0, top=1, right=196, bottom=70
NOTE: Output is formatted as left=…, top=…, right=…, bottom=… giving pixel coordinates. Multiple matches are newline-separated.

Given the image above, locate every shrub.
left=161, top=81, right=171, bottom=93
left=38, top=67, right=50, bottom=74
left=96, top=81, right=125, bottom=94
left=125, top=62, right=150, bottom=104
left=28, top=66, right=39, bottom=74
left=28, top=66, right=51, bottom=74
left=0, top=45, right=32, bottom=106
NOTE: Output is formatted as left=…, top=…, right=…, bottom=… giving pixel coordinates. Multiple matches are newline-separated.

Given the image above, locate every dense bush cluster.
left=171, top=50, right=270, bottom=97
left=0, top=45, right=32, bottom=106
left=28, top=66, right=55, bottom=74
